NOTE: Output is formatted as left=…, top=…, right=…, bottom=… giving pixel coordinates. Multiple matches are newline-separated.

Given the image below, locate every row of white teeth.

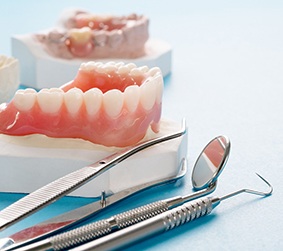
left=80, top=61, right=161, bottom=77
left=13, top=76, right=163, bottom=118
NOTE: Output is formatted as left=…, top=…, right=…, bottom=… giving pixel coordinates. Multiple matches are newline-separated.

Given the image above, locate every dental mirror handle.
left=68, top=174, right=272, bottom=251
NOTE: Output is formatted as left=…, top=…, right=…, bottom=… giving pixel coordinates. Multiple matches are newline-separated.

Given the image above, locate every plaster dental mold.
left=0, top=119, right=187, bottom=197
left=0, top=55, right=20, bottom=103
left=35, top=11, right=149, bottom=59
left=0, top=62, right=163, bottom=147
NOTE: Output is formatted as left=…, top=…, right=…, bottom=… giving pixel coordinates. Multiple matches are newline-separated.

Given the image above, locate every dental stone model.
left=0, top=62, right=163, bottom=147
left=35, top=10, right=149, bottom=59
left=0, top=55, right=20, bottom=103
left=12, top=9, right=172, bottom=88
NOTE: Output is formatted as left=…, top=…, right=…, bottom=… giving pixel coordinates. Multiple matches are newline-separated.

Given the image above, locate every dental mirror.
left=191, top=135, right=230, bottom=190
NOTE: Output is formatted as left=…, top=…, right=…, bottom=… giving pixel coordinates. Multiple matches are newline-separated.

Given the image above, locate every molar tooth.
left=108, top=30, right=123, bottom=48
left=101, top=64, right=117, bottom=73
left=93, top=31, right=107, bottom=46
left=130, top=67, right=143, bottom=77
left=125, top=63, right=137, bottom=71
left=24, top=88, right=37, bottom=94
left=103, top=89, right=124, bottom=118
left=95, top=65, right=106, bottom=74
left=115, top=62, right=125, bottom=68
left=140, top=80, right=157, bottom=111
left=49, top=88, right=64, bottom=94
left=105, top=61, right=116, bottom=66
left=80, top=62, right=87, bottom=70
left=84, top=88, right=103, bottom=116
left=64, top=88, right=83, bottom=115
left=148, top=67, right=161, bottom=77
left=117, top=66, right=129, bottom=75
left=80, top=61, right=96, bottom=71
left=13, top=88, right=37, bottom=111
left=94, top=62, right=103, bottom=67
left=37, top=88, right=63, bottom=114
left=124, top=85, right=140, bottom=113
left=155, top=75, right=164, bottom=104
left=138, top=66, right=149, bottom=73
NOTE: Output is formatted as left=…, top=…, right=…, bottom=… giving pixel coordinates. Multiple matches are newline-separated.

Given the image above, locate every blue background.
left=1, top=1, right=282, bottom=250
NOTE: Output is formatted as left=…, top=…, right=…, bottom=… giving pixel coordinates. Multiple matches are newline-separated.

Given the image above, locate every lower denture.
left=0, top=62, right=163, bottom=147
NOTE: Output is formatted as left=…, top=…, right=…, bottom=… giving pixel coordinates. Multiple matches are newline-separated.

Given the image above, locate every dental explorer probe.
left=67, top=173, right=272, bottom=251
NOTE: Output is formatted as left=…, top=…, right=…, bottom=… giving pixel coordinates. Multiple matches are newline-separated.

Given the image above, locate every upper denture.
left=36, top=11, right=149, bottom=59
left=0, top=62, right=163, bottom=147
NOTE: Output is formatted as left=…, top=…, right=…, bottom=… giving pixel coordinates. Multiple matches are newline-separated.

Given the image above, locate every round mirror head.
left=191, top=135, right=230, bottom=190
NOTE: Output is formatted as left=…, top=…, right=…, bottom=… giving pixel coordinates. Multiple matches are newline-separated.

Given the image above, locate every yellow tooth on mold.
left=69, top=27, right=92, bottom=44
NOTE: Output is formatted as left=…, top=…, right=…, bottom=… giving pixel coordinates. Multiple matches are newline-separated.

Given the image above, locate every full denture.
left=35, top=11, right=149, bottom=59
left=0, top=62, right=163, bottom=147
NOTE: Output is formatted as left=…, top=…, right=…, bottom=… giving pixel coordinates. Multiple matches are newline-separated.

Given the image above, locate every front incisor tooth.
left=64, top=88, right=83, bottom=115
left=13, top=88, right=37, bottom=111
left=103, top=89, right=124, bottom=118
left=84, top=88, right=103, bottom=116
left=140, top=80, right=157, bottom=111
left=124, top=85, right=140, bottom=112
left=37, top=88, right=63, bottom=114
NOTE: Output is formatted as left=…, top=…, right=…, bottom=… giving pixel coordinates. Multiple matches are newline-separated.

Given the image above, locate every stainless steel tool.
left=0, top=158, right=187, bottom=251
left=0, top=119, right=186, bottom=233
left=69, top=173, right=273, bottom=251
left=5, top=135, right=231, bottom=251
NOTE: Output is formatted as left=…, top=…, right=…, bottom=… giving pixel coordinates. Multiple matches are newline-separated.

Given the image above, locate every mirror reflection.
left=192, top=136, right=230, bottom=190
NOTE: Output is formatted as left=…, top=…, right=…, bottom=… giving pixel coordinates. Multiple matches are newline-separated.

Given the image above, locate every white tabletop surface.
left=0, top=1, right=282, bottom=250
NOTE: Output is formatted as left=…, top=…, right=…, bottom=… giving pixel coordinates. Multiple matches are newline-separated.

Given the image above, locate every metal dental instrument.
left=0, top=159, right=187, bottom=251
left=0, top=119, right=186, bottom=233
left=69, top=173, right=273, bottom=251
left=6, top=135, right=230, bottom=251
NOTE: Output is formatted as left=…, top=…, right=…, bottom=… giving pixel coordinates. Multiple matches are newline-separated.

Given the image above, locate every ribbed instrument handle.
left=50, top=200, right=169, bottom=250
left=0, top=166, right=97, bottom=231
left=69, top=197, right=213, bottom=251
